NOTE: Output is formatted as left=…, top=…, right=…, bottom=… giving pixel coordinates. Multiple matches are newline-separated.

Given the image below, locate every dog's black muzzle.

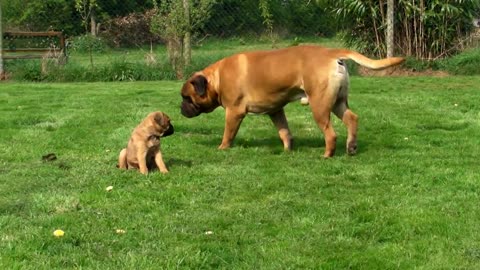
left=162, top=124, right=174, bottom=137
left=181, top=101, right=201, bottom=118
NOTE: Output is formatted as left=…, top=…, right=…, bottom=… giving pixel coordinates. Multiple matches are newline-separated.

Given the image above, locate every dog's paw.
left=347, top=143, right=357, bottom=156
left=300, top=97, right=309, bottom=105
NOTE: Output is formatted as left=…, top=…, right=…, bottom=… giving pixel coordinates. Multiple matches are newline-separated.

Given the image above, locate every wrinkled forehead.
left=181, top=80, right=194, bottom=95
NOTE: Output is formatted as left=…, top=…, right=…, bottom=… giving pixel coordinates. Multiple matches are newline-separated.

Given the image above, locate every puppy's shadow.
left=143, top=159, right=192, bottom=173
left=166, top=158, right=193, bottom=168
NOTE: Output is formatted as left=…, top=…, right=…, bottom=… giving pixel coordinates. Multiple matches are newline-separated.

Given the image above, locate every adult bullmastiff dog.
left=180, top=45, right=404, bottom=157
left=118, top=111, right=174, bottom=174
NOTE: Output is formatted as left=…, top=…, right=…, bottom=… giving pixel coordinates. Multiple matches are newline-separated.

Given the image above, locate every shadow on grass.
left=166, top=158, right=193, bottom=168
left=196, top=136, right=370, bottom=156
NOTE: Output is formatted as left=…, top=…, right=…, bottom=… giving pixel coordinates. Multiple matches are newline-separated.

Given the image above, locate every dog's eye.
left=182, top=95, right=192, bottom=102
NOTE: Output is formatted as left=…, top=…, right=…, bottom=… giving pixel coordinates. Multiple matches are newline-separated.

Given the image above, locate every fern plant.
left=328, top=0, right=480, bottom=59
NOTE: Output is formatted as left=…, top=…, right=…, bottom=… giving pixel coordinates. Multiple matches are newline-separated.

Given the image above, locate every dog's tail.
left=333, top=49, right=405, bottom=70
left=118, top=148, right=128, bottom=169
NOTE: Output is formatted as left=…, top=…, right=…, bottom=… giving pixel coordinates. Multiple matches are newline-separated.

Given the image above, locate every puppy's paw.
left=323, top=151, right=335, bottom=159
left=218, top=143, right=231, bottom=150
left=300, top=97, right=309, bottom=105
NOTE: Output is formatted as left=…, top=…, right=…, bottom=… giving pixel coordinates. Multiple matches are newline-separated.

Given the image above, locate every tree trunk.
left=90, top=9, right=97, bottom=36
left=386, top=0, right=394, bottom=57
left=183, top=0, right=191, bottom=69
left=0, top=2, right=4, bottom=79
left=168, top=37, right=184, bottom=79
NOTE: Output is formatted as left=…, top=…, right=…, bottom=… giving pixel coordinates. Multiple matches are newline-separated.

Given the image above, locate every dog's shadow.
left=198, top=136, right=369, bottom=156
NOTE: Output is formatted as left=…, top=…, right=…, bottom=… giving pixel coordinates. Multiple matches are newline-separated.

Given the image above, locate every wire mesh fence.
left=0, top=0, right=338, bottom=80
left=1, top=1, right=335, bottom=49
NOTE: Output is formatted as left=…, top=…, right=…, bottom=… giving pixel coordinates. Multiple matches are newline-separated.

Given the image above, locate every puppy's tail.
left=333, top=49, right=405, bottom=70
left=118, top=148, right=128, bottom=169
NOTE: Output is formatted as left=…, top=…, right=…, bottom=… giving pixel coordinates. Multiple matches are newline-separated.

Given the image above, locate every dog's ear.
left=190, top=75, right=208, bottom=96
left=153, top=112, right=168, bottom=126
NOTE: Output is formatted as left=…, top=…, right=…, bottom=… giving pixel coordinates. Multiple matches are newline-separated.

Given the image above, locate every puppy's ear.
left=153, top=112, right=168, bottom=126
left=190, top=75, right=208, bottom=96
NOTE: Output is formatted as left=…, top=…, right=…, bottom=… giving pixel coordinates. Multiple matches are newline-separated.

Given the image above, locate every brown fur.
left=180, top=45, right=404, bottom=157
left=118, top=111, right=174, bottom=174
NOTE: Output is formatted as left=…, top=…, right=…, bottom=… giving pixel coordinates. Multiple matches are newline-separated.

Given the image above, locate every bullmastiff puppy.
left=118, top=111, right=174, bottom=175
left=180, top=45, right=404, bottom=157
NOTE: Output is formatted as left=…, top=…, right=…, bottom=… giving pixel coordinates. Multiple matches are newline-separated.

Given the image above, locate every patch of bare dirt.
left=358, top=66, right=449, bottom=77
left=0, top=72, right=9, bottom=81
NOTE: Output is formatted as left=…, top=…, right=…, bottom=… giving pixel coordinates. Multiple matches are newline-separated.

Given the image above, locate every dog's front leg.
left=269, top=109, right=293, bottom=150
left=219, top=108, right=246, bottom=149
left=136, top=147, right=149, bottom=175
left=154, top=150, right=169, bottom=174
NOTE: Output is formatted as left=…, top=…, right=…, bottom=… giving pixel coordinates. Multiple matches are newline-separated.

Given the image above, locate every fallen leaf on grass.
left=42, top=153, right=57, bottom=162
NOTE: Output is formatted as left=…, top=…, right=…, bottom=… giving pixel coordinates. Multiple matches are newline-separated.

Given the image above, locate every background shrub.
left=100, top=10, right=162, bottom=48
left=69, top=35, right=109, bottom=53
left=7, top=60, right=44, bottom=81
left=439, top=48, right=480, bottom=75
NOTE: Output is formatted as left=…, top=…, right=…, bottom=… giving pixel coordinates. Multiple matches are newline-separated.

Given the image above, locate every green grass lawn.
left=1, top=76, right=480, bottom=269
left=68, top=36, right=341, bottom=67
left=6, top=37, right=343, bottom=82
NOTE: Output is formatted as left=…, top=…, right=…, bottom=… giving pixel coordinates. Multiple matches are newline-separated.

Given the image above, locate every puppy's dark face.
left=153, top=112, right=174, bottom=137
left=180, top=74, right=219, bottom=118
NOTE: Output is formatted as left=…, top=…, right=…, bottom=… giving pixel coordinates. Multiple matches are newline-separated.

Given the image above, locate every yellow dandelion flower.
left=53, top=229, right=65, bottom=237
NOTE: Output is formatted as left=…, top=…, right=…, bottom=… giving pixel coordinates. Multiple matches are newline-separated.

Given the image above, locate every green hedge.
left=5, top=45, right=480, bottom=82
left=402, top=48, right=480, bottom=76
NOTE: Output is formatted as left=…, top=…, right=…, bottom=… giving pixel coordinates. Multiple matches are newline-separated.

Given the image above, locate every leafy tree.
left=96, top=0, right=154, bottom=17
left=2, top=0, right=83, bottom=35
left=75, top=0, right=97, bottom=34
left=204, top=0, right=337, bottom=38
left=75, top=0, right=99, bottom=67
left=2, top=0, right=155, bottom=36
left=203, top=0, right=264, bottom=36
left=93, top=0, right=155, bottom=36
left=259, top=0, right=274, bottom=37
left=151, top=0, right=215, bottom=79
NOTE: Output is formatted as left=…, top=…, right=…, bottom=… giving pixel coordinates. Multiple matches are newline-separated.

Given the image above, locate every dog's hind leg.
left=333, top=98, right=358, bottom=155
left=308, top=87, right=337, bottom=158
left=118, top=148, right=128, bottom=169
left=330, top=60, right=358, bottom=155
left=268, top=109, right=293, bottom=150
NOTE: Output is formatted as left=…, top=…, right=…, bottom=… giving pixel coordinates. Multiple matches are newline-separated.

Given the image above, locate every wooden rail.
left=2, top=31, right=66, bottom=60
